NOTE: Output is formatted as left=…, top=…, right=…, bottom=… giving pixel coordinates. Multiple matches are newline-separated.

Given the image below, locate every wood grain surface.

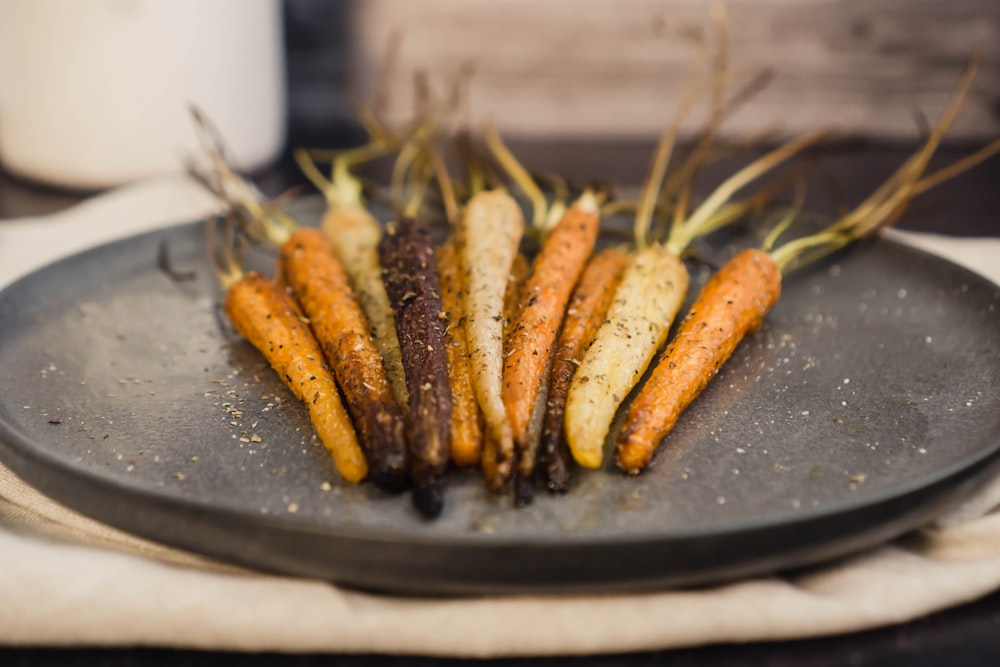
left=286, top=0, right=1000, bottom=141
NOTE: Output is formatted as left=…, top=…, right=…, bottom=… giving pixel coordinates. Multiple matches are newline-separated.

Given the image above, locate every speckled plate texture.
left=1, top=203, right=999, bottom=595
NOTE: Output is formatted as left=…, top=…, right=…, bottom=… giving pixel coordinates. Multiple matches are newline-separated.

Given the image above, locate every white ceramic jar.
left=0, top=0, right=286, bottom=189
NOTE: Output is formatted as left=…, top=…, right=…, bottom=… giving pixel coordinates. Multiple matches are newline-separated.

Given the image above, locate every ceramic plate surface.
left=1, top=204, right=999, bottom=594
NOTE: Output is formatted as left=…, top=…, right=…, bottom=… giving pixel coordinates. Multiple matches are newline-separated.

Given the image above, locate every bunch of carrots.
left=192, top=37, right=999, bottom=517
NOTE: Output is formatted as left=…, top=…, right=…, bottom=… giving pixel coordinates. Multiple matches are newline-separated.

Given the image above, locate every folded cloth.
left=1, top=178, right=999, bottom=656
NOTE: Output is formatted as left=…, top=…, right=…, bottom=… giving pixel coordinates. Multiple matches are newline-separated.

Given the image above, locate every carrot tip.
left=369, top=459, right=410, bottom=494
left=412, top=482, right=444, bottom=518
left=513, top=472, right=536, bottom=507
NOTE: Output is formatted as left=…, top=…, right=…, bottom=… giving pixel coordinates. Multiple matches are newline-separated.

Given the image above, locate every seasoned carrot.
left=483, top=124, right=597, bottom=501
left=280, top=228, right=410, bottom=491
left=191, top=116, right=380, bottom=485
left=503, top=252, right=531, bottom=341
left=295, top=150, right=410, bottom=411
left=224, top=271, right=368, bottom=483
left=563, top=120, right=833, bottom=470
left=379, top=217, right=454, bottom=517
left=503, top=192, right=602, bottom=502
left=461, top=189, right=525, bottom=491
left=617, top=60, right=994, bottom=474
left=436, top=238, right=484, bottom=467
left=538, top=247, right=629, bottom=490
left=190, top=120, right=411, bottom=491
left=565, top=245, right=690, bottom=468
left=616, top=249, right=779, bottom=473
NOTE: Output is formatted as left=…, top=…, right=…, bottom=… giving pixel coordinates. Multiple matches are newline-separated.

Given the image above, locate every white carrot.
left=564, top=246, right=689, bottom=467
left=460, top=189, right=525, bottom=490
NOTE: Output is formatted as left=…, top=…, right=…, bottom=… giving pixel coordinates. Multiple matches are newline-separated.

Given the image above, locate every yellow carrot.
left=436, top=238, right=485, bottom=467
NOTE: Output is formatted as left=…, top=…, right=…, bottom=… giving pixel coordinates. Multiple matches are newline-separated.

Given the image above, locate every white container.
left=0, top=0, right=286, bottom=189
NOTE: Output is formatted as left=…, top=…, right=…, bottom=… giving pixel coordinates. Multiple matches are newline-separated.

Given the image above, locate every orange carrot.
left=538, top=247, right=629, bottom=491
left=616, top=60, right=992, bottom=474
left=502, top=192, right=602, bottom=503
left=616, top=249, right=779, bottom=473
left=436, top=238, right=485, bottom=467
left=564, top=124, right=833, bottom=470
left=224, top=271, right=368, bottom=483
left=280, top=228, right=410, bottom=491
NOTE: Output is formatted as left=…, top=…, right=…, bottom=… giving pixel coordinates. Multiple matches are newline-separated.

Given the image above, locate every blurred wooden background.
left=284, top=0, right=1000, bottom=145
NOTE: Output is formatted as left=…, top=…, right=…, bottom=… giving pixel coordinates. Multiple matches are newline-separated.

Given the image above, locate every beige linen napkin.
left=1, top=178, right=1000, bottom=656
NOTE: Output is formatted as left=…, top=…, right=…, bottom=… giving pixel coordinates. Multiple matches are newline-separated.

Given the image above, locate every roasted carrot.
left=617, top=60, right=996, bottom=473
left=190, top=117, right=411, bottom=492
left=503, top=252, right=530, bottom=341
left=564, top=244, right=691, bottom=468
left=538, top=247, right=629, bottom=490
left=461, top=189, right=526, bottom=491
left=435, top=238, right=485, bottom=467
left=295, top=149, right=411, bottom=411
left=503, top=192, right=602, bottom=503
left=378, top=216, right=453, bottom=517
left=206, top=217, right=368, bottom=485
left=480, top=125, right=599, bottom=502
left=616, top=249, right=778, bottom=473
left=561, top=77, right=832, bottom=469
left=504, top=198, right=601, bottom=425
left=280, top=228, right=410, bottom=491
left=224, top=273, right=369, bottom=483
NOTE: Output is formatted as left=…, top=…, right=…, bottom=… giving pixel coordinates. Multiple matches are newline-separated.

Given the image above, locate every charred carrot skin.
left=539, top=247, right=629, bottom=491
left=224, top=271, right=368, bottom=483
left=616, top=248, right=782, bottom=474
left=280, top=228, right=409, bottom=492
left=436, top=239, right=484, bottom=467
left=503, top=195, right=601, bottom=503
left=379, top=217, right=453, bottom=517
left=504, top=197, right=600, bottom=447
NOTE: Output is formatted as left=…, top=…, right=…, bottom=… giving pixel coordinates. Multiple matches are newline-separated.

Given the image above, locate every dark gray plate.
left=1, top=205, right=999, bottom=595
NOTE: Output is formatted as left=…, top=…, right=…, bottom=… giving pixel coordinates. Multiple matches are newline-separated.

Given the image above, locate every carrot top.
left=765, top=59, right=1000, bottom=275
left=483, top=122, right=570, bottom=236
